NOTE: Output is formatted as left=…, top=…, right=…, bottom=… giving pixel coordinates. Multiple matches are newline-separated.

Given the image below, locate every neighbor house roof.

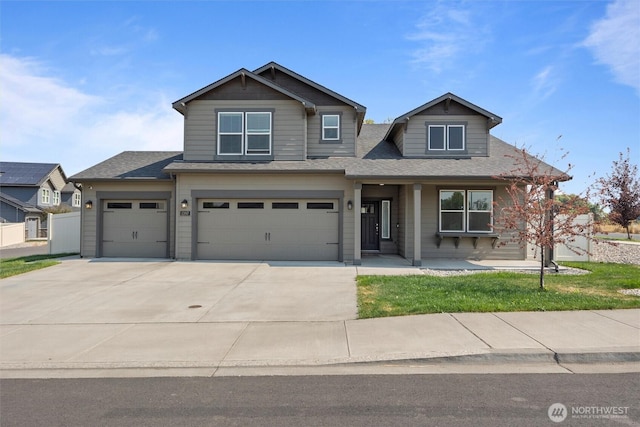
left=0, top=193, right=42, bottom=213
left=0, top=162, right=64, bottom=186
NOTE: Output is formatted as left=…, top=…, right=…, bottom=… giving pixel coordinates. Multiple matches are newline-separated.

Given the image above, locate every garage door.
left=102, top=200, right=168, bottom=257
left=197, top=199, right=339, bottom=261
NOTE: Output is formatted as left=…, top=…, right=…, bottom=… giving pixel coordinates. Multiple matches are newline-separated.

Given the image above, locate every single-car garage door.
left=102, top=200, right=168, bottom=258
left=197, top=199, right=339, bottom=261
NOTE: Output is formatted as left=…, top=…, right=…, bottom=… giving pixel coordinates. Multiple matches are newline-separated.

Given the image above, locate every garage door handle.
left=265, top=232, right=271, bottom=241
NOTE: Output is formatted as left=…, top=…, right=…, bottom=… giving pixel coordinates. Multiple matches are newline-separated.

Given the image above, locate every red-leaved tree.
left=596, top=149, right=640, bottom=240
left=493, top=146, right=595, bottom=290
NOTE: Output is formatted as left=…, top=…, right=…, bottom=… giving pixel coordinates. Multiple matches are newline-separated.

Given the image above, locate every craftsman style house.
left=72, top=62, right=564, bottom=264
left=0, top=162, right=81, bottom=239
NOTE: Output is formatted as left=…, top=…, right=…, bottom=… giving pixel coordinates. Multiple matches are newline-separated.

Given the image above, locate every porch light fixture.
left=181, top=199, right=189, bottom=209
left=347, top=200, right=353, bottom=210
left=85, top=200, right=93, bottom=209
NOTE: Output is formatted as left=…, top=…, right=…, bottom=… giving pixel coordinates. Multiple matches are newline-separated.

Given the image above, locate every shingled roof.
left=0, top=162, right=63, bottom=186
left=70, top=125, right=567, bottom=182
left=70, top=152, right=183, bottom=180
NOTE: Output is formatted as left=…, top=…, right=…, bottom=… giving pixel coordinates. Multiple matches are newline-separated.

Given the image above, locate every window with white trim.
left=41, top=189, right=50, bottom=204
left=439, top=190, right=493, bottom=232
left=52, top=191, right=60, bottom=205
left=428, top=124, right=465, bottom=151
left=322, top=114, right=340, bottom=141
left=73, top=193, right=81, bottom=207
left=381, top=200, right=391, bottom=239
left=218, top=112, right=271, bottom=155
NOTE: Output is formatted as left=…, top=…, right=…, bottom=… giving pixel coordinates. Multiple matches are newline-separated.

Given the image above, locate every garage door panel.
left=197, top=199, right=339, bottom=261
left=102, top=200, right=167, bottom=258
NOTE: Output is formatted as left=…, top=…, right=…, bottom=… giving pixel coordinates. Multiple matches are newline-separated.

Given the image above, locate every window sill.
left=435, top=232, right=499, bottom=249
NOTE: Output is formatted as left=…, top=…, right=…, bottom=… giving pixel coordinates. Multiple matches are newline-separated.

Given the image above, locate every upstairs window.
left=218, top=112, right=244, bottom=155
left=439, top=189, right=493, bottom=233
left=428, top=124, right=465, bottom=151
left=322, top=114, right=340, bottom=141
left=52, top=191, right=60, bottom=205
left=218, top=112, right=271, bottom=156
left=41, top=189, right=50, bottom=204
left=73, top=193, right=81, bottom=207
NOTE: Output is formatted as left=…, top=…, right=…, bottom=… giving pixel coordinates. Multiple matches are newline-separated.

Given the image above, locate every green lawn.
left=357, top=262, right=640, bottom=319
left=0, top=254, right=77, bottom=279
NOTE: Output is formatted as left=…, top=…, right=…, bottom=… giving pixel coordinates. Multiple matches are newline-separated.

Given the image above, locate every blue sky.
left=1, top=0, right=638, bottom=196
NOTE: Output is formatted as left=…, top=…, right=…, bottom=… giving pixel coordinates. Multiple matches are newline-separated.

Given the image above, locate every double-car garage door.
left=197, top=198, right=339, bottom=261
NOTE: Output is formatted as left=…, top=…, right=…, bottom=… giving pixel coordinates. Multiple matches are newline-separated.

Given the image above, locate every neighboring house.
left=0, top=162, right=81, bottom=239
left=71, top=62, right=566, bottom=264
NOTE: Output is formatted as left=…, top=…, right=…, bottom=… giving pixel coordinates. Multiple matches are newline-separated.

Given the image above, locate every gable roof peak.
left=172, top=67, right=316, bottom=115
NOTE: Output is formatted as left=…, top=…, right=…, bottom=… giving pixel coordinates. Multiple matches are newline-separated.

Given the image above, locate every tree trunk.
left=626, top=225, right=632, bottom=240
left=539, top=246, right=546, bottom=290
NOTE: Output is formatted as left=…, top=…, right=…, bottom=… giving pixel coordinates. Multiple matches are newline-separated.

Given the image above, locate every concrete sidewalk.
left=0, top=259, right=638, bottom=378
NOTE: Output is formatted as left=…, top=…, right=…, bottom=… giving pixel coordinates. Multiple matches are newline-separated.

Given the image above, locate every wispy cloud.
left=407, top=3, right=490, bottom=73
left=583, top=0, right=640, bottom=94
left=531, top=65, right=558, bottom=100
left=0, top=54, right=182, bottom=175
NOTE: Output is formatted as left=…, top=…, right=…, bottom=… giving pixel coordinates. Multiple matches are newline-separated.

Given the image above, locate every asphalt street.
left=1, top=374, right=637, bottom=426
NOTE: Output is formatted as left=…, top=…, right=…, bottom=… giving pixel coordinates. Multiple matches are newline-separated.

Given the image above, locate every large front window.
left=218, top=112, right=271, bottom=155
left=439, top=190, right=493, bottom=232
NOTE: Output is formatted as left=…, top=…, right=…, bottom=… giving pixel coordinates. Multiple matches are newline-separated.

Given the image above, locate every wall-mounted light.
left=181, top=199, right=189, bottom=209
left=347, top=200, right=353, bottom=210
left=85, top=200, right=93, bottom=210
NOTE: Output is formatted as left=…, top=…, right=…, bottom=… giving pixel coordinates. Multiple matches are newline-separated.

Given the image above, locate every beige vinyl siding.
left=49, top=169, right=67, bottom=191
left=175, top=173, right=352, bottom=261
left=403, top=114, right=489, bottom=157
left=307, top=107, right=357, bottom=157
left=79, top=181, right=174, bottom=258
left=183, top=99, right=306, bottom=161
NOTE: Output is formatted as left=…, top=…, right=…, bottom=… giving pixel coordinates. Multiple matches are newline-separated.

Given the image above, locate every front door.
left=361, top=201, right=379, bottom=250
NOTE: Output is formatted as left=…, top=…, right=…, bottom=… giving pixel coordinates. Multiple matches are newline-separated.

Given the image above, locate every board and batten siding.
left=307, top=107, right=357, bottom=158
left=78, top=181, right=174, bottom=258
left=402, top=114, right=489, bottom=157
left=183, top=99, right=307, bottom=161
left=175, top=173, right=352, bottom=261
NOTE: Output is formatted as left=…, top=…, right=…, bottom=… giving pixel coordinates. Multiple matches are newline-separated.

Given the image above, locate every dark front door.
left=361, top=201, right=379, bottom=250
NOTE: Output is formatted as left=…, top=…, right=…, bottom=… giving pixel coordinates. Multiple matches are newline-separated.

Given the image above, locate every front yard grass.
left=0, top=254, right=76, bottom=279
left=357, top=262, right=640, bottom=319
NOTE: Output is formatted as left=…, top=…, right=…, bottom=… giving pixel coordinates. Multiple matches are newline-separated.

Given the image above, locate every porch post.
left=353, top=183, right=362, bottom=265
left=413, top=183, right=422, bottom=266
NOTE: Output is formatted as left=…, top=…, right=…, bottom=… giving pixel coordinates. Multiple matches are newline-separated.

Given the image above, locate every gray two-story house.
left=72, top=62, right=565, bottom=264
left=0, top=162, right=81, bottom=239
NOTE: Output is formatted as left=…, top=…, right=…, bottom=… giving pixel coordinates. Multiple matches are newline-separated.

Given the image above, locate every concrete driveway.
left=0, top=259, right=358, bottom=324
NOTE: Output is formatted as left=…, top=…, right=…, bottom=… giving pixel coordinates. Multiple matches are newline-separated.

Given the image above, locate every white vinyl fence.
left=0, top=223, right=25, bottom=247
left=555, top=214, right=592, bottom=262
left=48, top=211, right=81, bottom=254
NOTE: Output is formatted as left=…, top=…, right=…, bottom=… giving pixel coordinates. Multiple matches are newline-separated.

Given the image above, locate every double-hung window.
left=428, top=124, right=465, bottom=151
left=322, top=114, right=340, bottom=141
left=41, top=189, right=50, bottom=205
left=218, top=112, right=271, bottom=156
left=439, top=190, right=493, bottom=232
left=73, top=193, right=81, bottom=207
left=52, top=191, right=60, bottom=206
